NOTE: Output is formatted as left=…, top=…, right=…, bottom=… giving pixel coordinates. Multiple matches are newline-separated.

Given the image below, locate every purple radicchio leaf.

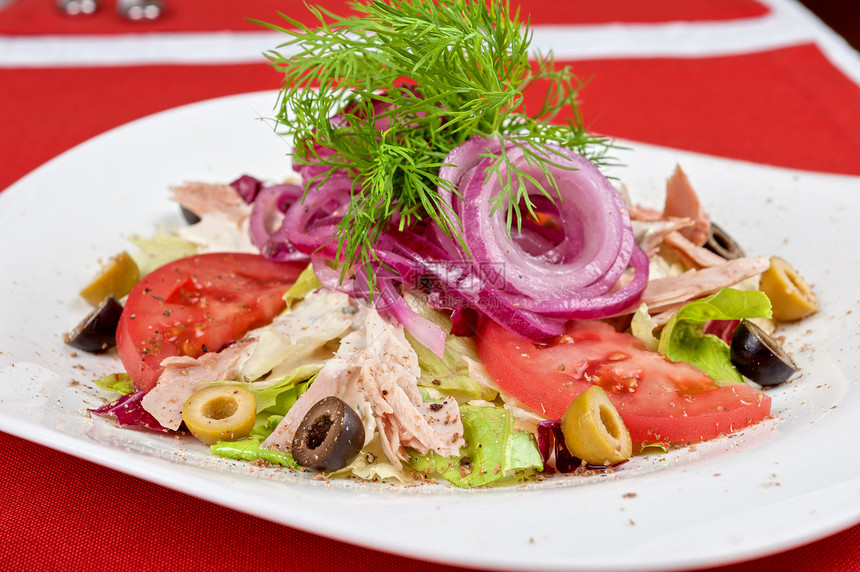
left=537, top=419, right=627, bottom=474
left=449, top=305, right=478, bottom=337
left=703, top=319, right=740, bottom=345
left=89, top=390, right=170, bottom=433
left=536, top=419, right=581, bottom=473
left=230, top=174, right=262, bottom=204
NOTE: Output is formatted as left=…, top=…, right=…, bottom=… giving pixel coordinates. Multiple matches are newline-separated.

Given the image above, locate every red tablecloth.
left=0, top=0, right=770, bottom=34
left=2, top=0, right=859, bottom=570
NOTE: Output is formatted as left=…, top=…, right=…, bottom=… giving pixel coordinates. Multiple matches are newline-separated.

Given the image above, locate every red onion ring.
left=281, top=173, right=353, bottom=260
left=375, top=271, right=447, bottom=356
left=249, top=133, right=646, bottom=349
left=457, top=143, right=629, bottom=293
left=248, top=182, right=307, bottom=261
left=441, top=139, right=646, bottom=322
left=374, top=230, right=567, bottom=340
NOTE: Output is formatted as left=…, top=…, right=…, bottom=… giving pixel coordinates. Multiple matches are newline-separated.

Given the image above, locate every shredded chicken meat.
left=262, top=310, right=465, bottom=468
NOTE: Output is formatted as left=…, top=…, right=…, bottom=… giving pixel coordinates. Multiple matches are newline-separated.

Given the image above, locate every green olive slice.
left=291, top=396, right=365, bottom=472
left=561, top=386, right=632, bottom=466
left=79, top=251, right=140, bottom=306
left=182, top=386, right=256, bottom=445
left=759, top=256, right=818, bottom=322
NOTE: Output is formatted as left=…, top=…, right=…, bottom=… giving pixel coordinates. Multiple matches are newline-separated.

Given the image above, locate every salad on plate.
left=65, top=0, right=819, bottom=488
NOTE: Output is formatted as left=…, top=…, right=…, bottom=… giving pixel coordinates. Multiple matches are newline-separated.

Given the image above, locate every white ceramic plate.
left=1, top=91, right=859, bottom=572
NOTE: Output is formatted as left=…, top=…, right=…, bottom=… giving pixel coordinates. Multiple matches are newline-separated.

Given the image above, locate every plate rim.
left=2, top=89, right=859, bottom=572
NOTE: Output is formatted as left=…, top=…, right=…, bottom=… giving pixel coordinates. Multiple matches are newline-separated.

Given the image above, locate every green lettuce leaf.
left=402, top=293, right=498, bottom=402
left=406, top=405, right=542, bottom=487
left=93, top=372, right=135, bottom=395
left=407, top=333, right=498, bottom=402
left=658, top=288, right=772, bottom=385
left=211, top=414, right=299, bottom=468
left=129, top=227, right=197, bottom=276
left=250, top=372, right=316, bottom=416
left=284, top=263, right=322, bottom=309
left=328, top=433, right=411, bottom=483
left=629, top=303, right=659, bottom=351
left=224, top=364, right=320, bottom=415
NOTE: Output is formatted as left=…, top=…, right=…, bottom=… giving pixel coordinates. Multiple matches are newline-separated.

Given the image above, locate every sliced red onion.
left=375, top=273, right=447, bottom=357
left=441, top=139, right=647, bottom=324
left=458, top=144, right=628, bottom=293
left=282, top=174, right=353, bottom=260
left=374, top=233, right=566, bottom=340
left=448, top=305, right=478, bottom=337
left=508, top=243, right=650, bottom=319
left=311, top=257, right=356, bottom=294
left=437, top=136, right=500, bottom=208
left=252, top=126, right=645, bottom=344
left=248, top=182, right=308, bottom=261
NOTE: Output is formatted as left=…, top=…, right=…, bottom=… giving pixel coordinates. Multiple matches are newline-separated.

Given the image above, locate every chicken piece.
left=662, top=231, right=726, bottom=269
left=663, top=165, right=710, bottom=246
left=616, top=181, right=661, bottom=222
left=261, top=329, right=368, bottom=451
left=262, top=310, right=465, bottom=468
left=141, top=290, right=358, bottom=430
left=632, top=218, right=694, bottom=254
left=141, top=340, right=252, bottom=430
left=355, top=312, right=464, bottom=464
left=641, top=256, right=770, bottom=314
left=172, top=182, right=256, bottom=253
left=171, top=181, right=250, bottom=222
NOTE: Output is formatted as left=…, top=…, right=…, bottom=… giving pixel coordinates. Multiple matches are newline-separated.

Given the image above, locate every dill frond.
left=255, top=0, right=612, bottom=285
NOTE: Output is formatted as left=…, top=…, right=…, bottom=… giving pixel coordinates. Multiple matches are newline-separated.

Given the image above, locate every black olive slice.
left=730, top=319, right=798, bottom=386
left=180, top=205, right=201, bottom=225
left=64, top=295, right=123, bottom=353
left=291, top=396, right=365, bottom=471
left=705, top=222, right=745, bottom=260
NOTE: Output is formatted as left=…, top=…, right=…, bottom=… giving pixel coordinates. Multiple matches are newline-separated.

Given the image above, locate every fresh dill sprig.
left=256, top=0, right=612, bottom=284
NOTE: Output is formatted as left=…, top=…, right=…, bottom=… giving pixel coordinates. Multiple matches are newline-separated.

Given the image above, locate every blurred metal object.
left=117, top=0, right=164, bottom=21
left=57, top=0, right=100, bottom=15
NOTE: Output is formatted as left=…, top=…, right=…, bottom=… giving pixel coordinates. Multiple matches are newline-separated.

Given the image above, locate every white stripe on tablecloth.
left=1, top=0, right=858, bottom=86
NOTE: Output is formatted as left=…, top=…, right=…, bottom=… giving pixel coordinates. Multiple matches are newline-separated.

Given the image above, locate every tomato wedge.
left=116, top=253, right=305, bottom=392
left=476, top=319, right=771, bottom=443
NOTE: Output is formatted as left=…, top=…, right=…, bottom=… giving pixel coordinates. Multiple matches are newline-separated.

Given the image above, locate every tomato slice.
left=476, top=319, right=771, bottom=443
left=116, top=253, right=305, bottom=392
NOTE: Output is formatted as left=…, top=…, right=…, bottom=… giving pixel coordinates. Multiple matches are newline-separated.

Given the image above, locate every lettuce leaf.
left=658, top=288, right=772, bottom=385
left=328, top=433, right=411, bottom=483
left=210, top=415, right=299, bottom=468
left=129, top=226, right=197, bottom=276
left=407, top=333, right=499, bottom=402
left=406, top=405, right=542, bottom=487
left=402, top=293, right=498, bottom=402
left=284, top=264, right=322, bottom=309
left=93, top=372, right=135, bottom=395
left=221, top=364, right=319, bottom=415
left=250, top=371, right=316, bottom=415
left=238, top=290, right=352, bottom=383
left=629, top=303, right=659, bottom=351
